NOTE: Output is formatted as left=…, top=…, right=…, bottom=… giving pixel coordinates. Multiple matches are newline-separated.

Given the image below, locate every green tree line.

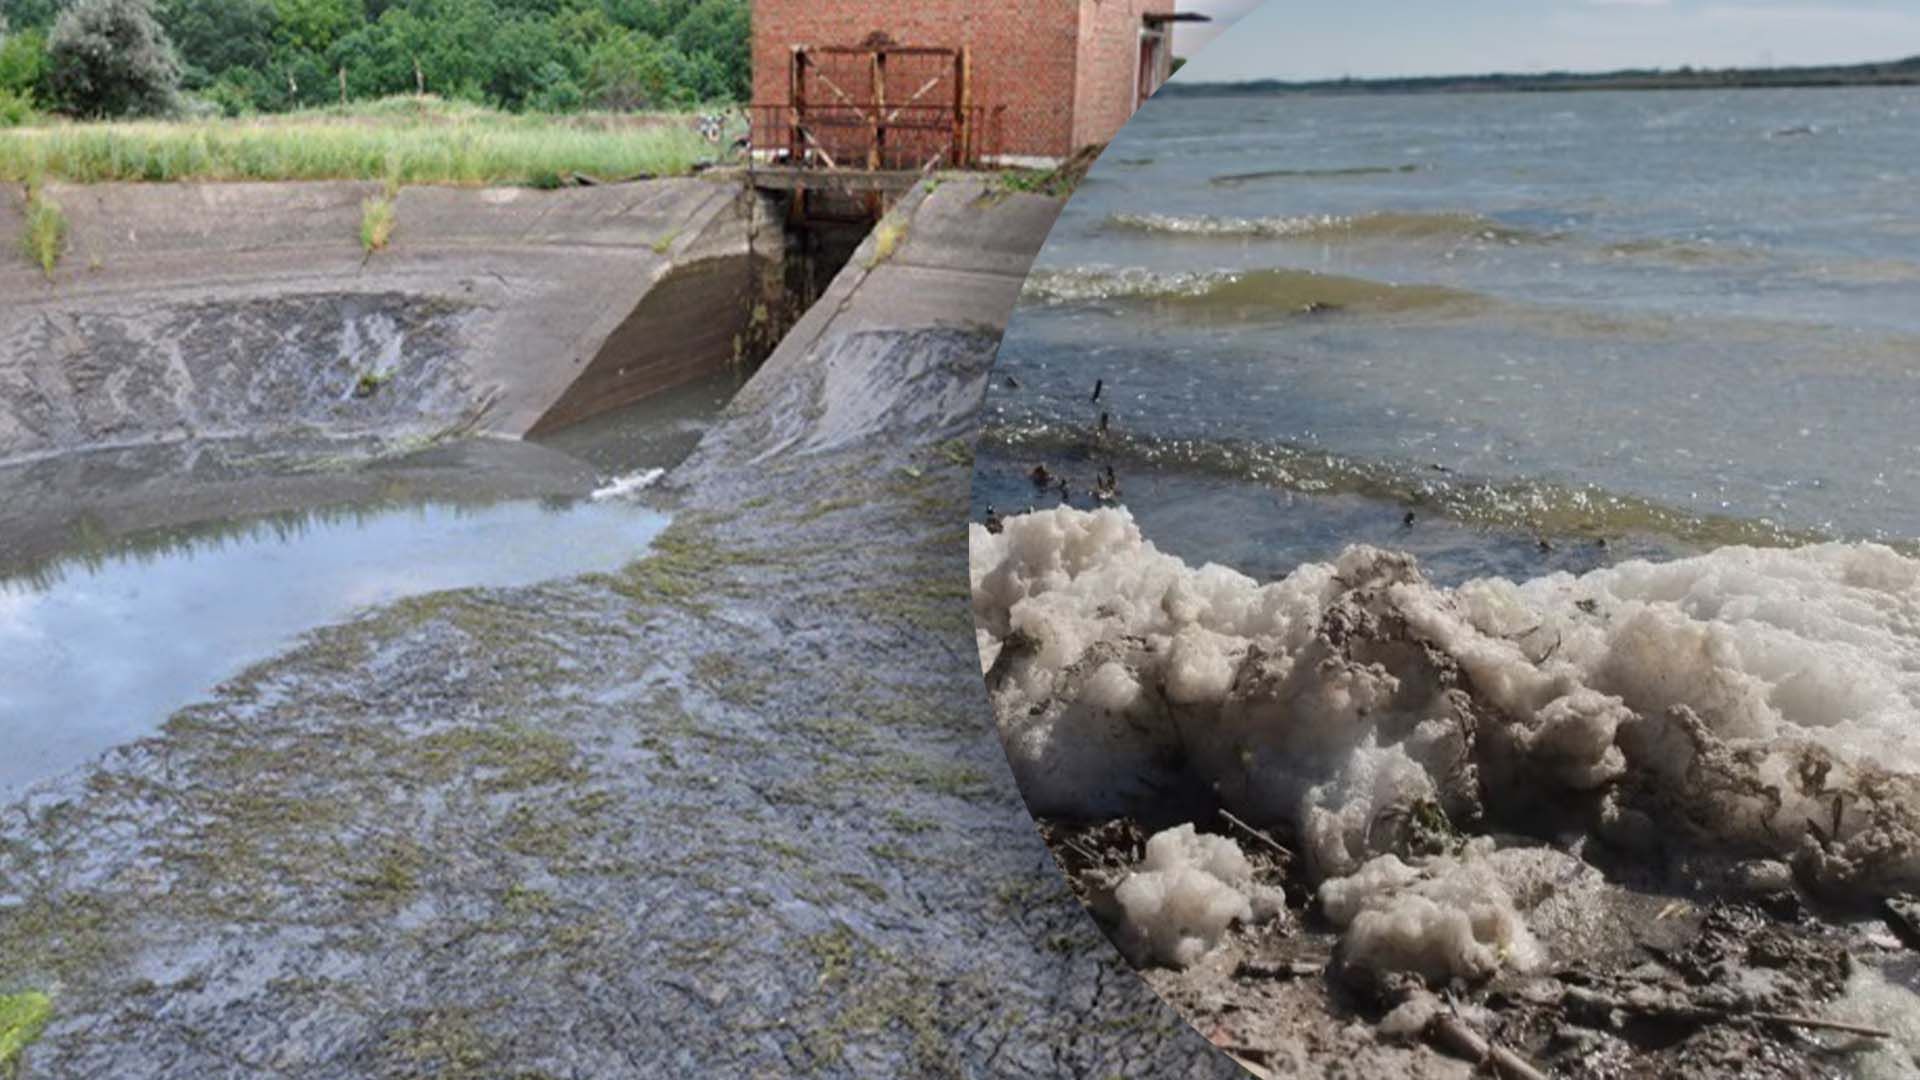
left=0, top=0, right=746, bottom=119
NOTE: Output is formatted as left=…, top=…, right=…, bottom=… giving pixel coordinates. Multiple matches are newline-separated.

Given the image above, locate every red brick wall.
left=752, top=0, right=1082, bottom=161
left=1071, top=0, right=1176, bottom=150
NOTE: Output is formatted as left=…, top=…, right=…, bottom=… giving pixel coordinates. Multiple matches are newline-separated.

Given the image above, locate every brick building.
left=752, top=0, right=1187, bottom=168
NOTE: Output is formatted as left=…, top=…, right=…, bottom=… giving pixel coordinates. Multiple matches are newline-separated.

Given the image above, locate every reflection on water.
left=0, top=497, right=668, bottom=793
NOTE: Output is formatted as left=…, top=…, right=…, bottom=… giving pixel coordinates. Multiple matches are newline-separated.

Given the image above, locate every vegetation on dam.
left=0, top=95, right=714, bottom=184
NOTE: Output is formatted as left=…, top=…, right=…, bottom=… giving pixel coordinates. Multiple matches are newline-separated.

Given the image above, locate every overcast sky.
left=1173, top=0, right=1920, bottom=80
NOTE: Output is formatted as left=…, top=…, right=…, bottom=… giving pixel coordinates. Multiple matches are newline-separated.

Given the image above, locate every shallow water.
left=533, top=367, right=743, bottom=475
left=0, top=359, right=748, bottom=794
left=0, top=495, right=668, bottom=793
left=978, top=87, right=1920, bottom=575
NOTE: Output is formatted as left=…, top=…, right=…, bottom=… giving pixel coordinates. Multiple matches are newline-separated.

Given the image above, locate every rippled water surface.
left=977, top=88, right=1920, bottom=581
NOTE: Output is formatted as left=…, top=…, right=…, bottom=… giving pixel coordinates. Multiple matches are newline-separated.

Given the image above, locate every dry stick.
left=1219, top=809, right=1293, bottom=861
left=1426, top=1014, right=1548, bottom=1080
left=1060, top=835, right=1105, bottom=869
left=1571, top=985, right=1893, bottom=1043
left=1752, top=1012, right=1892, bottom=1039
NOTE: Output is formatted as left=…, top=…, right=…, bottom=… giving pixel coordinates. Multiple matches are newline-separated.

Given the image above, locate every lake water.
left=975, top=87, right=1920, bottom=584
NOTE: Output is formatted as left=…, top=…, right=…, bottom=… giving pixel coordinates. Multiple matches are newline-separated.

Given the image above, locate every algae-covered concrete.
left=0, top=178, right=771, bottom=463
left=0, top=177, right=1237, bottom=1076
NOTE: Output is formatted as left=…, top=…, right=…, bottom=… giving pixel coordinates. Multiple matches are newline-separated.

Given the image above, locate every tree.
left=26, top=0, right=739, bottom=116
left=525, top=58, right=578, bottom=112
left=271, top=0, right=356, bottom=55
left=582, top=27, right=683, bottom=111
left=0, top=0, right=61, bottom=33
left=156, top=0, right=276, bottom=90
left=47, top=0, right=182, bottom=117
left=0, top=21, right=50, bottom=97
left=480, top=17, right=568, bottom=109
left=670, top=0, right=742, bottom=100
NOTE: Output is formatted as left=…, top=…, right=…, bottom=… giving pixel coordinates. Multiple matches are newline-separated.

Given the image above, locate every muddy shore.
left=973, top=504, right=1920, bottom=1079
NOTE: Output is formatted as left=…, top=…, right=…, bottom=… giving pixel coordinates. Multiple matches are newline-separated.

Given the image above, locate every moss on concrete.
left=794, top=923, right=960, bottom=1075
left=380, top=1007, right=499, bottom=1080
left=348, top=838, right=428, bottom=907
left=864, top=216, right=909, bottom=269
left=0, top=894, right=116, bottom=987
left=597, top=517, right=774, bottom=614
left=0, top=991, right=52, bottom=1073
left=837, top=577, right=972, bottom=634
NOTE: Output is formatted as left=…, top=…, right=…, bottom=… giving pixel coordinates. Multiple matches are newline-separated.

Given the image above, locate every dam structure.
left=0, top=177, right=786, bottom=461
left=0, top=173, right=1236, bottom=1076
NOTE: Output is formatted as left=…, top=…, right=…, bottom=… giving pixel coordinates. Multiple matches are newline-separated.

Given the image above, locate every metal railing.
left=747, top=103, right=1005, bottom=172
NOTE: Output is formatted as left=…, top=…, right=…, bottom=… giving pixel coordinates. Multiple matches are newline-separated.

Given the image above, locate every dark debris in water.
left=1035, top=812, right=1915, bottom=1080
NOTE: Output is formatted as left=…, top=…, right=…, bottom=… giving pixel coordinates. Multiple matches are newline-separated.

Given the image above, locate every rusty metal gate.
left=753, top=42, right=998, bottom=171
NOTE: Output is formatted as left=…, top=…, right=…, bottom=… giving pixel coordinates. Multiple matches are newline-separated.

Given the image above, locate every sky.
left=1172, top=0, right=1920, bottom=80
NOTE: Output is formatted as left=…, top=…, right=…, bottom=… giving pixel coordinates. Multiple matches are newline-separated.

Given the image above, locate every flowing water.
left=976, top=87, right=1920, bottom=584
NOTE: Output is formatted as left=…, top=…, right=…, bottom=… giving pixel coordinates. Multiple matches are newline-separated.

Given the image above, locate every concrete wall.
left=0, top=178, right=773, bottom=464
left=694, top=175, right=1065, bottom=467
left=752, top=0, right=1082, bottom=161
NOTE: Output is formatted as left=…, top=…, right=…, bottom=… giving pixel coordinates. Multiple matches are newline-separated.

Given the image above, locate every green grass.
left=18, top=181, right=65, bottom=275
left=0, top=991, right=52, bottom=1070
left=0, top=89, right=36, bottom=129
left=0, top=95, right=715, bottom=186
left=360, top=193, right=396, bottom=252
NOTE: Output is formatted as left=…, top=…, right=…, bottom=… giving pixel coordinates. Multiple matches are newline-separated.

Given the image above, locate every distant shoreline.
left=1161, top=56, right=1920, bottom=98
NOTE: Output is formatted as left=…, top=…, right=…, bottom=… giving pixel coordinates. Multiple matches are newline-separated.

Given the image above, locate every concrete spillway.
left=0, top=177, right=780, bottom=464
left=0, top=173, right=1241, bottom=1077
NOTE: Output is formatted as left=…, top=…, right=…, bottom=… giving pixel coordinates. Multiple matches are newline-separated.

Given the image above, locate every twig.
left=1568, top=987, right=1894, bottom=1042
left=1426, top=1014, right=1548, bottom=1080
left=1060, top=835, right=1106, bottom=869
left=1220, top=810, right=1293, bottom=862
left=1751, top=1013, right=1892, bottom=1039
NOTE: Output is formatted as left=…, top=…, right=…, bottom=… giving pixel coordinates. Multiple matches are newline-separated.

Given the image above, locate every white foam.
left=1319, top=845, right=1541, bottom=983
left=973, top=506, right=1920, bottom=930
left=590, top=468, right=665, bottom=502
left=1832, top=965, right=1920, bottom=1079
left=1112, top=825, right=1284, bottom=968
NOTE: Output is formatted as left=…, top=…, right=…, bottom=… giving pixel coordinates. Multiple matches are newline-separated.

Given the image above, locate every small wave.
left=1601, top=237, right=1766, bottom=267
left=1021, top=265, right=1488, bottom=319
left=1106, top=210, right=1548, bottom=245
left=980, top=422, right=1826, bottom=552
left=591, top=468, right=664, bottom=502
left=1210, top=163, right=1423, bottom=185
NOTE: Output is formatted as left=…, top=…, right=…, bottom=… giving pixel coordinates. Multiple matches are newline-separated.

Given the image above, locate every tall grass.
left=360, top=193, right=396, bottom=252
left=0, top=96, right=716, bottom=185
left=18, top=179, right=66, bottom=275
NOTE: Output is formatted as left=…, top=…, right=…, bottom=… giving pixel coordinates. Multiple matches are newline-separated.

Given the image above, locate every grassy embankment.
left=5, top=95, right=720, bottom=271
left=0, top=95, right=714, bottom=184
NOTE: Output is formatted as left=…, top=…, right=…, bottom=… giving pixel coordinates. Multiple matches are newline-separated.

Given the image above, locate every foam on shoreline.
left=974, top=507, right=1920, bottom=971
